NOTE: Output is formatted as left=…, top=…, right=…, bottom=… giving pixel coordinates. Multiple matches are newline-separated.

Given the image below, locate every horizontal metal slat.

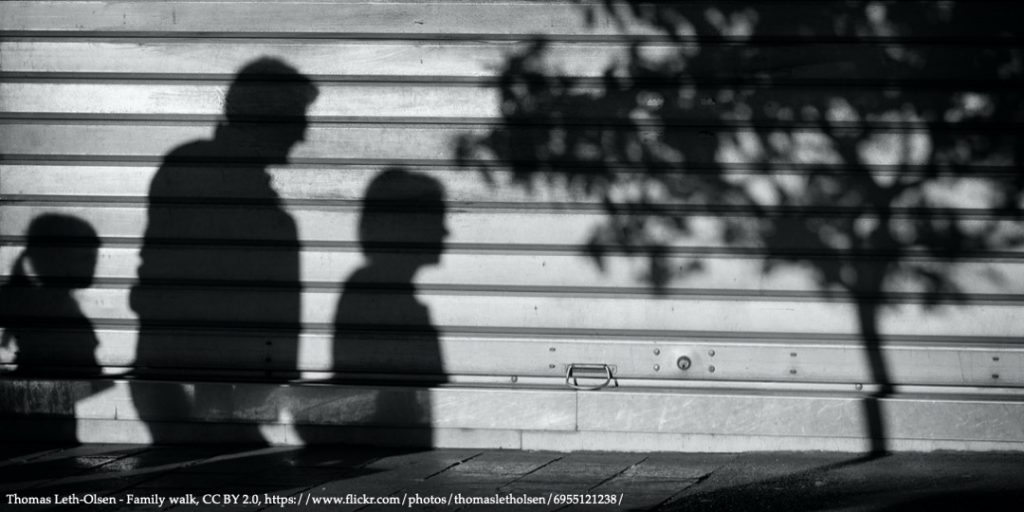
left=1, top=285, right=1018, bottom=337
left=4, top=244, right=1020, bottom=296
left=2, top=40, right=1017, bottom=81
left=2, top=1, right=1020, bottom=41
left=3, top=325, right=1021, bottom=383
left=2, top=122, right=1020, bottom=165
left=4, top=82, right=1022, bottom=123
left=3, top=164, right=1019, bottom=203
left=4, top=203, right=1022, bottom=251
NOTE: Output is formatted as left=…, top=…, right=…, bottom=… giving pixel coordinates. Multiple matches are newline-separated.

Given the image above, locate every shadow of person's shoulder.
left=162, top=139, right=220, bottom=164
left=149, top=140, right=215, bottom=191
left=150, top=138, right=252, bottom=200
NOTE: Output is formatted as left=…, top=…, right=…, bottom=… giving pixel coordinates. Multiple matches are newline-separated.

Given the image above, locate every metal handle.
left=565, top=363, right=614, bottom=390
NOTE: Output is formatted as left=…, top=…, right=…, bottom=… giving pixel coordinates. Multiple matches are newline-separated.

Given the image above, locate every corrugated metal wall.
left=1, top=1, right=1022, bottom=450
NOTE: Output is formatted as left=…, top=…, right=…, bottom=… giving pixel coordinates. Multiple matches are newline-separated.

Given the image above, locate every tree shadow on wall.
left=457, top=1, right=1024, bottom=455
left=129, top=57, right=317, bottom=444
left=0, top=214, right=109, bottom=443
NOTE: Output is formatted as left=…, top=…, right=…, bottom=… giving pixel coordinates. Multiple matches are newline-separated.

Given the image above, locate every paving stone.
left=430, top=450, right=563, bottom=483
left=516, top=452, right=648, bottom=485
left=2, top=452, right=143, bottom=492
left=619, top=453, right=736, bottom=481
left=360, top=449, right=483, bottom=474
left=0, top=444, right=143, bottom=464
left=172, top=447, right=301, bottom=474
left=0, top=445, right=65, bottom=464
left=582, top=454, right=724, bottom=509
left=250, top=445, right=398, bottom=470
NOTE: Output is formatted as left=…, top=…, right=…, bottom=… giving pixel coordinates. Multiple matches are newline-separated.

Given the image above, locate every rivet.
left=654, top=348, right=661, bottom=355
left=708, top=365, right=716, bottom=373
left=790, top=369, right=797, bottom=375
left=511, top=376, right=518, bottom=383
left=653, top=364, right=661, bottom=371
left=855, top=384, right=864, bottom=391
left=708, top=349, right=716, bottom=357
left=993, top=356, right=1000, bottom=362
left=549, top=347, right=556, bottom=352
left=993, top=374, right=1000, bottom=380
left=548, top=364, right=556, bottom=369
left=790, top=352, right=797, bottom=357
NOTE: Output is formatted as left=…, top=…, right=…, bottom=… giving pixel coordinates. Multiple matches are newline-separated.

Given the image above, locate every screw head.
left=677, top=356, right=692, bottom=371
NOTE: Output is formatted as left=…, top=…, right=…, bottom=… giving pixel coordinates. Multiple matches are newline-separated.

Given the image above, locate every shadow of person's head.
left=359, top=168, right=449, bottom=270
left=22, top=214, right=100, bottom=290
left=219, top=57, right=319, bottom=165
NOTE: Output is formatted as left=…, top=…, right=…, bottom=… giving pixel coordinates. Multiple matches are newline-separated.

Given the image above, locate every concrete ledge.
left=3, top=378, right=1024, bottom=452
left=579, top=390, right=1024, bottom=442
left=521, top=431, right=1024, bottom=453
left=0, top=379, right=577, bottom=430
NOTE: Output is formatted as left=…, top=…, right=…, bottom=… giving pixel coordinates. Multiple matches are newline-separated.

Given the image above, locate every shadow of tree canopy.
left=457, top=1, right=1024, bottom=454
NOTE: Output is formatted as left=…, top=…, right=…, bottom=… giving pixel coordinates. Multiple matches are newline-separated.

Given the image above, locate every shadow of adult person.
left=304, top=168, right=447, bottom=446
left=0, top=213, right=109, bottom=443
left=129, top=57, right=317, bottom=444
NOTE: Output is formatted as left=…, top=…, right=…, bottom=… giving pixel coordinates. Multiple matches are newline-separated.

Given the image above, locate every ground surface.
left=1, top=444, right=1022, bottom=511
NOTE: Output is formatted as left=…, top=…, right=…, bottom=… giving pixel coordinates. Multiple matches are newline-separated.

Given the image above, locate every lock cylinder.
left=677, top=356, right=692, bottom=371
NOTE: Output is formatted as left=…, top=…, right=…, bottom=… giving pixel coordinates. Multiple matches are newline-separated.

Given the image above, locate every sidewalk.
left=1, top=444, right=1022, bottom=511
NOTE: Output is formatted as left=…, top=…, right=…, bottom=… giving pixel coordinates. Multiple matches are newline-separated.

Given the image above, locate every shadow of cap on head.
left=224, top=57, right=319, bottom=122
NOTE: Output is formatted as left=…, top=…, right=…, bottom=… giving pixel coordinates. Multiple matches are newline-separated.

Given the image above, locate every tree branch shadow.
left=458, top=1, right=1024, bottom=455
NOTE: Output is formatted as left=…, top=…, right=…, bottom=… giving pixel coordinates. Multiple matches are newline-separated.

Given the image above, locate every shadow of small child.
left=0, top=213, right=112, bottom=442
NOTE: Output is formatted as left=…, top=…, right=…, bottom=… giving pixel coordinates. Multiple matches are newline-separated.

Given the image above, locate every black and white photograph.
left=1, top=1, right=1022, bottom=510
